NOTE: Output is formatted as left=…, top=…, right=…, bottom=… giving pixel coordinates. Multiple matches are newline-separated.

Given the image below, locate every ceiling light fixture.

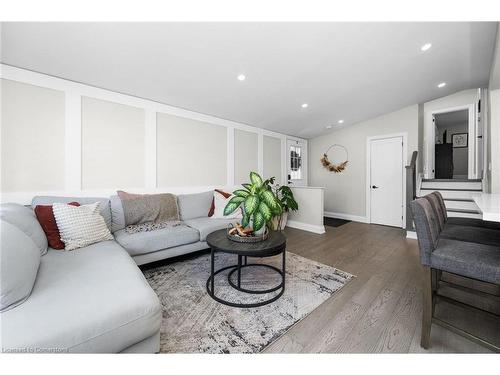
left=437, top=82, right=446, bottom=88
left=301, top=103, right=308, bottom=108
left=338, top=119, right=344, bottom=124
left=237, top=74, right=246, bottom=81
left=326, top=125, right=332, bottom=129
left=421, top=43, right=432, bottom=51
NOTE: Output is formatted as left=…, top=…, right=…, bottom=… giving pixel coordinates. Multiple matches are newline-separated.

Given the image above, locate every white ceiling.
left=1, top=22, right=497, bottom=138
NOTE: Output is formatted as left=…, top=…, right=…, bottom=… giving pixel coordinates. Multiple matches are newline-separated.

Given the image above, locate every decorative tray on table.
left=226, top=223, right=269, bottom=243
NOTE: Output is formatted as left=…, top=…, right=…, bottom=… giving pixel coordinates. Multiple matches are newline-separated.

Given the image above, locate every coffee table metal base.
left=206, top=253, right=286, bottom=308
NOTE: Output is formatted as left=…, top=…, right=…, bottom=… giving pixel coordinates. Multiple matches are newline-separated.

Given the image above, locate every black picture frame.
left=451, top=133, right=468, bottom=148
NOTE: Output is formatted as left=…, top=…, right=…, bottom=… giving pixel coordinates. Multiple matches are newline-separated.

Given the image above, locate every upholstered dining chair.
left=433, top=191, right=500, bottom=230
left=423, top=192, right=500, bottom=246
left=410, top=197, right=500, bottom=352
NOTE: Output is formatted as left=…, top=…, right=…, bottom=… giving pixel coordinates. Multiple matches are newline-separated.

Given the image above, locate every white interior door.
left=287, top=139, right=307, bottom=186
left=369, top=136, right=404, bottom=227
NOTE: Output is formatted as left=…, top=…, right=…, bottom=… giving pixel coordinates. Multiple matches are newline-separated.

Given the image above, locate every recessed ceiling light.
left=237, top=74, right=246, bottom=81
left=326, top=125, right=332, bottom=129
left=338, top=119, right=344, bottom=124
left=437, top=82, right=446, bottom=88
left=301, top=103, right=308, bottom=108
left=421, top=43, right=432, bottom=51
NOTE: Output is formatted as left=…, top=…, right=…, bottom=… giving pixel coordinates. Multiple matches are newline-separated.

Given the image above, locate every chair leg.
left=421, top=266, right=433, bottom=349
left=431, top=268, right=440, bottom=315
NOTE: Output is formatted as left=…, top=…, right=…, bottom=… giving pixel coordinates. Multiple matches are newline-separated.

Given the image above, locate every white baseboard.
left=324, top=211, right=369, bottom=223
left=406, top=230, right=417, bottom=239
left=286, top=220, right=325, bottom=234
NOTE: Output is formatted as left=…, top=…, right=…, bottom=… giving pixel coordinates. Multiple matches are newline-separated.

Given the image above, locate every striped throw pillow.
left=52, top=202, right=113, bottom=251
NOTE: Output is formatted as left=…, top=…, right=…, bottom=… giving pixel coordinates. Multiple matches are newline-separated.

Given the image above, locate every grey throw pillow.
left=0, top=220, right=41, bottom=312
left=0, top=203, right=48, bottom=256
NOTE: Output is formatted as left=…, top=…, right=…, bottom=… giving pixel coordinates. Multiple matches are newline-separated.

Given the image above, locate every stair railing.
left=405, top=151, right=418, bottom=231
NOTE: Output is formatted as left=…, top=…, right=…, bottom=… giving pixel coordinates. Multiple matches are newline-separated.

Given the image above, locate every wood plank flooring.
left=264, top=222, right=500, bottom=353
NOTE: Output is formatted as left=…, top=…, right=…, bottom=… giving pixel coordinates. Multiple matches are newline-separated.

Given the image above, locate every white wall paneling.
left=1, top=79, right=66, bottom=193
left=234, top=129, right=259, bottom=185
left=263, top=134, right=283, bottom=184
left=0, top=64, right=306, bottom=204
left=226, top=127, right=235, bottom=186
left=64, top=91, right=82, bottom=191
left=156, top=112, right=227, bottom=187
left=144, top=109, right=157, bottom=188
left=81, top=96, right=146, bottom=189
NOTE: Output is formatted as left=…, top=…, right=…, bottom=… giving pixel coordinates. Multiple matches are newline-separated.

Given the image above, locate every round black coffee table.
left=206, top=229, right=286, bottom=308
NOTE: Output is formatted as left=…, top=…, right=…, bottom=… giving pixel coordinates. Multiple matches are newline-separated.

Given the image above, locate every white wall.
left=488, top=25, right=500, bottom=193
left=309, top=104, right=419, bottom=220
left=287, top=187, right=325, bottom=234
left=490, top=90, right=500, bottom=193
left=0, top=64, right=306, bottom=204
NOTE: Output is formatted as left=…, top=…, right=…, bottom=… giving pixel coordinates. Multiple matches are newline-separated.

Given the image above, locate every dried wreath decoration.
left=320, top=144, right=349, bottom=173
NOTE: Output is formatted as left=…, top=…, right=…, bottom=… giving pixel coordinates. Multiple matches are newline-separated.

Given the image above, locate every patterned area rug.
left=143, top=251, right=354, bottom=353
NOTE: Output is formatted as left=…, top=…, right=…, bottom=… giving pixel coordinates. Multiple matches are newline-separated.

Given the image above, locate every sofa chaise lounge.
left=0, top=190, right=237, bottom=353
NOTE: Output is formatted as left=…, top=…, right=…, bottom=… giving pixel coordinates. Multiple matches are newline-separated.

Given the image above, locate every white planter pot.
left=272, top=212, right=288, bottom=231
left=249, top=217, right=267, bottom=236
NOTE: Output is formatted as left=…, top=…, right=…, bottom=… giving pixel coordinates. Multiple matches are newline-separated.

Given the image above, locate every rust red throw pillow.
left=208, top=189, right=232, bottom=217
left=34, top=202, right=80, bottom=249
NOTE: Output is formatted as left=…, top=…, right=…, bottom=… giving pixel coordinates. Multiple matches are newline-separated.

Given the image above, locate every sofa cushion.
left=184, top=217, right=238, bottom=241
left=0, top=221, right=41, bottom=312
left=208, top=189, right=231, bottom=217
left=0, top=203, right=48, bottom=256
left=114, top=225, right=200, bottom=256
left=0, top=240, right=161, bottom=353
left=431, top=238, right=500, bottom=284
left=32, top=196, right=112, bottom=231
left=53, top=202, right=114, bottom=251
left=110, top=195, right=126, bottom=233
left=177, top=191, right=213, bottom=220
left=34, top=202, right=81, bottom=250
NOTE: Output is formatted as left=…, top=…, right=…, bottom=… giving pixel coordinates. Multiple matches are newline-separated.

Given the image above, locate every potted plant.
left=272, top=185, right=299, bottom=231
left=224, top=172, right=282, bottom=235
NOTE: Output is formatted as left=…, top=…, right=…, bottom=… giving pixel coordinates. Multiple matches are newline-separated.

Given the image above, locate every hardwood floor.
left=264, top=222, right=500, bottom=353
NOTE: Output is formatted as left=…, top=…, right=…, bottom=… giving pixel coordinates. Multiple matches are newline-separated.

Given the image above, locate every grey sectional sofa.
left=0, top=191, right=236, bottom=353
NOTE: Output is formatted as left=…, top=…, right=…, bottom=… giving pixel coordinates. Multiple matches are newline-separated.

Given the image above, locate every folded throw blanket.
left=125, top=220, right=184, bottom=234
left=118, top=191, right=180, bottom=227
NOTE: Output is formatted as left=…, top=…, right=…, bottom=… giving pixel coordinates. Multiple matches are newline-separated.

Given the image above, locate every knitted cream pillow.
left=53, top=202, right=113, bottom=251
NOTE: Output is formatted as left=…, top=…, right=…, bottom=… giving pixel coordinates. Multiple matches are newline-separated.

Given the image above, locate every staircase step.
left=420, top=187, right=482, bottom=191
left=447, top=208, right=481, bottom=214
left=422, top=179, right=482, bottom=182
left=447, top=211, right=483, bottom=219
left=419, top=190, right=482, bottom=200
left=444, top=200, right=479, bottom=211
left=421, top=179, right=482, bottom=191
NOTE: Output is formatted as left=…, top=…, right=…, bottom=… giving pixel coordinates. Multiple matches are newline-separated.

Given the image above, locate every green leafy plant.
left=272, top=185, right=299, bottom=231
left=276, top=185, right=299, bottom=212
left=223, top=172, right=282, bottom=232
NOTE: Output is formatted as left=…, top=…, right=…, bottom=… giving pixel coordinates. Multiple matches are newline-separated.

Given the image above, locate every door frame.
left=366, top=132, right=408, bottom=228
left=286, top=138, right=308, bottom=186
left=425, top=104, right=476, bottom=179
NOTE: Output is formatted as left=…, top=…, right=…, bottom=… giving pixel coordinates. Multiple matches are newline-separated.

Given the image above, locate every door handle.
left=372, top=185, right=379, bottom=189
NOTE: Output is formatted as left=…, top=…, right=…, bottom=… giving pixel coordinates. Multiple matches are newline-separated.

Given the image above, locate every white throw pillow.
left=53, top=202, right=114, bottom=251
left=211, top=191, right=243, bottom=219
